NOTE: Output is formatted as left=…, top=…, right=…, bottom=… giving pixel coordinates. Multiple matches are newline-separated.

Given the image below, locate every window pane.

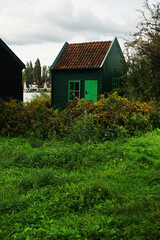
left=70, top=92, right=74, bottom=100
left=75, top=91, right=79, bottom=99
left=75, top=82, right=79, bottom=91
left=70, top=82, right=74, bottom=90
left=69, top=81, right=80, bottom=101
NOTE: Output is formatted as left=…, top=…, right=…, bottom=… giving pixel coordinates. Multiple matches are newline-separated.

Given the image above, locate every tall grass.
left=0, top=133, right=160, bottom=239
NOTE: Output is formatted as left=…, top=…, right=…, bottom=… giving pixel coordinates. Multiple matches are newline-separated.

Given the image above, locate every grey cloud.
left=0, top=0, right=145, bottom=46
left=45, top=3, right=129, bottom=38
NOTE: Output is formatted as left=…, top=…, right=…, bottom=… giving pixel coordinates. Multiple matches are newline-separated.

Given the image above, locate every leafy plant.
left=0, top=92, right=160, bottom=141
left=120, top=0, right=160, bottom=102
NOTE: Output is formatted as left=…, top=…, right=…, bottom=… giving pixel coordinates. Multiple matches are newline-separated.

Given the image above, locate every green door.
left=85, top=80, right=98, bottom=103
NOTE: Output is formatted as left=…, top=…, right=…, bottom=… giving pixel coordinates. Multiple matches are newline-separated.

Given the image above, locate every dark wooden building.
left=0, top=38, right=25, bottom=101
left=50, top=37, right=124, bottom=109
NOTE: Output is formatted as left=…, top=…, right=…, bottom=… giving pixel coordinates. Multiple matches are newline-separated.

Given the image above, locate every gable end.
left=0, top=39, right=25, bottom=69
left=50, top=42, right=68, bottom=71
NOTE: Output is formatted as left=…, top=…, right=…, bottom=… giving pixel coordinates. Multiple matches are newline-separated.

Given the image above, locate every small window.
left=112, top=78, right=120, bottom=91
left=68, top=81, right=80, bottom=101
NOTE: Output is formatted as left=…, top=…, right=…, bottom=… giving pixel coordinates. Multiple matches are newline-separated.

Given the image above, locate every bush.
left=64, top=98, right=95, bottom=119
left=93, top=93, right=154, bottom=134
left=0, top=93, right=159, bottom=141
left=63, top=93, right=155, bottom=136
left=24, top=98, right=57, bottom=139
left=66, top=112, right=105, bottom=143
left=0, top=99, right=26, bottom=136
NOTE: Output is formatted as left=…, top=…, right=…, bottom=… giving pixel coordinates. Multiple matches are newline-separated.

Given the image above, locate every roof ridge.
left=52, top=40, right=113, bottom=70
left=0, top=38, right=25, bottom=69
left=68, top=40, right=112, bottom=45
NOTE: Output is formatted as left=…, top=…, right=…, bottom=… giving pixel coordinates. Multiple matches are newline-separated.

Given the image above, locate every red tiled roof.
left=53, top=41, right=112, bottom=70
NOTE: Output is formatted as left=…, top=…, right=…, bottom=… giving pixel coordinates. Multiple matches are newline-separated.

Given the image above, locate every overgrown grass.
left=0, top=133, right=160, bottom=239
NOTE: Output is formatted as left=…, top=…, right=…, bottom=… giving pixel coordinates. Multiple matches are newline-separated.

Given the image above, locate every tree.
left=22, top=59, right=51, bottom=88
left=121, top=0, right=160, bottom=101
left=41, top=65, right=51, bottom=83
left=23, top=61, right=33, bottom=83
left=33, top=58, right=42, bottom=86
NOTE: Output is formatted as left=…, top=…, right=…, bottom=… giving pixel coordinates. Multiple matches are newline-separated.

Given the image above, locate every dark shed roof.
left=52, top=40, right=112, bottom=70
left=0, top=38, right=25, bottom=69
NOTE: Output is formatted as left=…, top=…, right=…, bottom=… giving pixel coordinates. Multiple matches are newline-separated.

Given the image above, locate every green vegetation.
left=2, top=2, right=160, bottom=237
left=1, top=92, right=160, bottom=141
left=0, top=132, right=160, bottom=239
left=121, top=0, right=160, bottom=102
left=23, top=58, right=51, bottom=88
left=0, top=94, right=160, bottom=239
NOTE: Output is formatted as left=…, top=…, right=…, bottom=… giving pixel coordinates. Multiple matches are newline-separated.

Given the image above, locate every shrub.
left=64, top=98, right=95, bottom=119
left=62, top=93, right=155, bottom=136
left=0, top=93, right=159, bottom=140
left=93, top=93, right=154, bottom=135
left=66, top=112, right=105, bottom=143
left=24, top=98, right=55, bottom=139
left=0, top=99, right=26, bottom=136
left=0, top=97, right=59, bottom=139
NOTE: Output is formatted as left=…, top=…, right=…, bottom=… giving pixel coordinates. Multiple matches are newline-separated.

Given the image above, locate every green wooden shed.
left=0, top=38, right=25, bottom=101
left=50, top=37, right=124, bottom=109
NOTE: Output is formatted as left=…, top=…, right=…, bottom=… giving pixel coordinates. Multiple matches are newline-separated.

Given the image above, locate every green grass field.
left=0, top=134, right=160, bottom=239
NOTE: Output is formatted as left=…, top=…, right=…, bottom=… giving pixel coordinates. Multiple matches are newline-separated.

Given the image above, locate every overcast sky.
left=0, top=0, right=156, bottom=66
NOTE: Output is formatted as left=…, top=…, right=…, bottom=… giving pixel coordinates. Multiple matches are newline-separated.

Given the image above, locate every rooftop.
left=53, top=40, right=112, bottom=70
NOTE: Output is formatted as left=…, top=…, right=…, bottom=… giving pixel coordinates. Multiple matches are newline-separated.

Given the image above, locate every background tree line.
left=22, top=58, right=51, bottom=88
left=121, top=0, right=160, bottom=102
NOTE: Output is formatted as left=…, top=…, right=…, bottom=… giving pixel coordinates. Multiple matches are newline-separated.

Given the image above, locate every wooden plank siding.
left=0, top=40, right=24, bottom=101
left=52, top=69, right=102, bottom=109
left=101, top=38, right=124, bottom=94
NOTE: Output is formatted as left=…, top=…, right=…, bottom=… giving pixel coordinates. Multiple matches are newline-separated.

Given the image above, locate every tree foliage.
left=33, top=58, right=42, bottom=86
left=23, top=61, right=33, bottom=83
left=23, top=59, right=51, bottom=88
left=42, top=65, right=51, bottom=83
left=121, top=0, right=160, bottom=101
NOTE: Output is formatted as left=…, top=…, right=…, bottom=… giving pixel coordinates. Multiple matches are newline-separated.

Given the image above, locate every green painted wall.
left=52, top=69, right=101, bottom=109
left=101, top=38, right=123, bottom=95
left=51, top=38, right=124, bottom=109
left=0, top=44, right=24, bottom=101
